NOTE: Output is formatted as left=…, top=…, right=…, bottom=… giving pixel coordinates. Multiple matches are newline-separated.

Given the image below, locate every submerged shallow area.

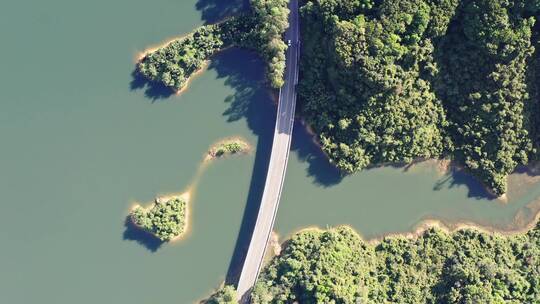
left=2, top=0, right=540, bottom=303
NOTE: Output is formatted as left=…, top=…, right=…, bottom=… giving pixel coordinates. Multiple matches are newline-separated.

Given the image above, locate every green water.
left=1, top=0, right=540, bottom=303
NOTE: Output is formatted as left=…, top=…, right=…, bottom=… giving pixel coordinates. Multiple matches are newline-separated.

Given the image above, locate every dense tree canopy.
left=252, top=223, right=540, bottom=303
left=299, top=0, right=540, bottom=195
left=130, top=197, right=187, bottom=241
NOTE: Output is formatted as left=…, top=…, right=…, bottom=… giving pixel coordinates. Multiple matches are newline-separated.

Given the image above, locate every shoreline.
left=281, top=212, right=540, bottom=248
left=174, top=61, right=211, bottom=96
left=135, top=32, right=194, bottom=62
left=366, top=210, right=540, bottom=245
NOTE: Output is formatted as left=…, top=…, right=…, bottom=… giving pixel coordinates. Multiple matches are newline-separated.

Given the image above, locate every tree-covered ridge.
left=299, top=0, right=540, bottom=195
left=251, top=223, right=540, bottom=303
left=130, top=196, right=187, bottom=241
left=137, top=0, right=290, bottom=91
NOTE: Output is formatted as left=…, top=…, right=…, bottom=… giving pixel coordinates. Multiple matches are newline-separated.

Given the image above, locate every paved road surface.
left=236, top=0, right=300, bottom=301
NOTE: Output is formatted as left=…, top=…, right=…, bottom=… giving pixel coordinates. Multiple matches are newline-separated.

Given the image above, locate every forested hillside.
left=299, top=0, right=540, bottom=195
left=251, top=224, right=540, bottom=303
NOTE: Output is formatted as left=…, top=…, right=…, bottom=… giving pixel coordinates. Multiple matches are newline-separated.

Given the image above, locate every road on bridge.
left=236, top=0, right=300, bottom=301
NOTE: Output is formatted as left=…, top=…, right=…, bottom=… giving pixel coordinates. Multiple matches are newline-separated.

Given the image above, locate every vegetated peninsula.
left=137, top=0, right=290, bottom=91
left=208, top=138, right=250, bottom=159
left=130, top=195, right=187, bottom=242
left=248, top=223, right=540, bottom=303
left=137, top=0, right=540, bottom=197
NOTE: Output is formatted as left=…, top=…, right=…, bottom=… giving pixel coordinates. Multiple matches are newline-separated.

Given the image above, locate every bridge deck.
left=235, top=0, right=300, bottom=301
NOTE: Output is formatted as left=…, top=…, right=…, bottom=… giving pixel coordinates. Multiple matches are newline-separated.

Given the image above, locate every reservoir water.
left=1, top=0, right=540, bottom=303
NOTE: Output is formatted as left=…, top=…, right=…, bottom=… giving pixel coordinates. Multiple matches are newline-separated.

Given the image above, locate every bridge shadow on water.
left=207, top=48, right=276, bottom=285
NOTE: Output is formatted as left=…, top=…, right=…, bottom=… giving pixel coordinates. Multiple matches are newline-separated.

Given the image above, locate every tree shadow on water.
left=129, top=69, right=175, bottom=102
left=514, top=163, right=540, bottom=177
left=196, top=0, right=250, bottom=24
left=435, top=162, right=540, bottom=201
left=290, top=121, right=343, bottom=187
left=433, top=165, right=497, bottom=201
left=122, top=216, right=163, bottom=252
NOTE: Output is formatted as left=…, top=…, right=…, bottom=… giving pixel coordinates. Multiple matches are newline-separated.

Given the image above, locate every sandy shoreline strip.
left=279, top=213, right=540, bottom=248
left=366, top=212, right=540, bottom=245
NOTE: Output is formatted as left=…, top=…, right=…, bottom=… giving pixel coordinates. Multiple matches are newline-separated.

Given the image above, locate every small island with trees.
left=208, top=138, right=250, bottom=159
left=130, top=195, right=188, bottom=242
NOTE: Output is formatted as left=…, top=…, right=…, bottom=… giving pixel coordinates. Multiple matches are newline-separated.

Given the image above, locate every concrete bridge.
left=235, top=0, right=300, bottom=301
